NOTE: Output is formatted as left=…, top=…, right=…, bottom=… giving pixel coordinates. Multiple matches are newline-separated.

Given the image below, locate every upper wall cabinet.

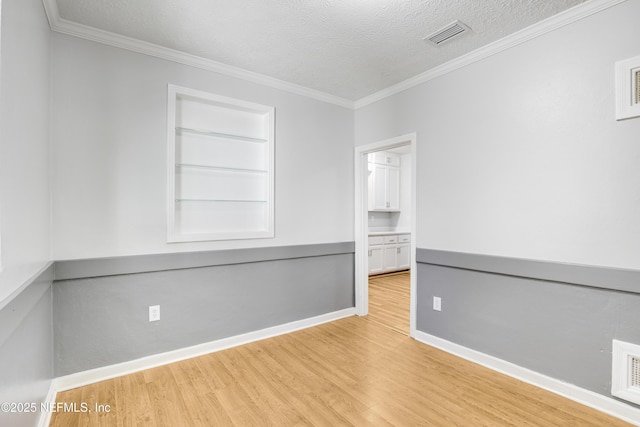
left=368, top=152, right=400, bottom=212
left=167, top=85, right=275, bottom=242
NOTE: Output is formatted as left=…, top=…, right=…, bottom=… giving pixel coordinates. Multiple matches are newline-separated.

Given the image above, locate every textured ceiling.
left=54, top=0, right=587, bottom=101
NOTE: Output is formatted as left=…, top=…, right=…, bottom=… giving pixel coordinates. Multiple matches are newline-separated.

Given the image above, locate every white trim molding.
left=414, top=331, right=640, bottom=427
left=36, top=383, right=58, bottom=427
left=354, top=0, right=629, bottom=108
left=42, top=0, right=627, bottom=111
left=51, top=308, right=355, bottom=393
left=354, top=134, right=417, bottom=337
left=40, top=0, right=354, bottom=109
left=40, top=310, right=354, bottom=424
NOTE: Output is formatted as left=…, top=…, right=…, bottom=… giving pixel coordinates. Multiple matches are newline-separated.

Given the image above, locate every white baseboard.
left=413, top=331, right=640, bottom=426
left=36, top=381, right=57, bottom=427
left=53, top=307, right=356, bottom=393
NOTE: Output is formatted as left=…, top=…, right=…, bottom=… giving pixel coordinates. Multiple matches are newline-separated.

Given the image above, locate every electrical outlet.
left=149, top=305, right=160, bottom=322
left=433, top=296, right=442, bottom=311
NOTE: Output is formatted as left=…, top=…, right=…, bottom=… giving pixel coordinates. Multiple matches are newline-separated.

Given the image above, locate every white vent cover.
left=423, top=20, right=470, bottom=46
left=612, top=340, right=640, bottom=405
left=615, top=55, right=640, bottom=120
left=635, top=68, right=640, bottom=105
left=632, top=355, right=640, bottom=389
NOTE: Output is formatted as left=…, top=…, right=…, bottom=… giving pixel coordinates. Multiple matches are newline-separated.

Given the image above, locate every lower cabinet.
left=368, top=246, right=384, bottom=275
left=397, top=244, right=411, bottom=270
left=368, top=233, right=410, bottom=275
left=383, top=245, right=398, bottom=271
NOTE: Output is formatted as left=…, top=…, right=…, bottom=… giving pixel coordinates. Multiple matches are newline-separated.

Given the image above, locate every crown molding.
left=41, top=0, right=60, bottom=29
left=42, top=0, right=627, bottom=111
left=353, top=0, right=629, bottom=109
left=41, top=0, right=355, bottom=110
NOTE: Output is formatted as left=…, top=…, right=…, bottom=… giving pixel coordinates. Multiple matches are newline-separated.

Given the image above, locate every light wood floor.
left=367, top=272, right=410, bottom=335
left=50, top=272, right=632, bottom=426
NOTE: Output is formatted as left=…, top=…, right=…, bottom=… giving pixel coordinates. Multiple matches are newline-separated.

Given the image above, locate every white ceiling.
left=53, top=0, right=587, bottom=102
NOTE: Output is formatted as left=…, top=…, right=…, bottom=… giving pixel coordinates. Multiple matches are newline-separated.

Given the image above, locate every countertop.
left=368, top=230, right=411, bottom=236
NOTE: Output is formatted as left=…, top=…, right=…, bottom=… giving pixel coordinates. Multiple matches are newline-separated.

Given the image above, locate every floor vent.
left=612, top=340, right=640, bottom=404
left=423, top=20, right=470, bottom=46
left=632, top=355, right=640, bottom=389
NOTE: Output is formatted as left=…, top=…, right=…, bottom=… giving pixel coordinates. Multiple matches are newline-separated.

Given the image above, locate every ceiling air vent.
left=423, top=20, right=470, bottom=46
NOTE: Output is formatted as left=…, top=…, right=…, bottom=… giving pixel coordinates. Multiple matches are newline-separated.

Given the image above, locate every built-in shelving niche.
left=167, top=85, right=275, bottom=242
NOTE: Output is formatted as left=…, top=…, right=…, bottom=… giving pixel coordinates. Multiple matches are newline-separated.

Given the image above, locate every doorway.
left=354, top=133, right=417, bottom=337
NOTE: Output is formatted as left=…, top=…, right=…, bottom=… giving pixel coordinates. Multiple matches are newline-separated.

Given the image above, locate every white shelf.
left=168, top=84, right=274, bottom=242
left=176, top=127, right=267, bottom=144
left=175, top=163, right=267, bottom=174
left=176, top=199, right=267, bottom=203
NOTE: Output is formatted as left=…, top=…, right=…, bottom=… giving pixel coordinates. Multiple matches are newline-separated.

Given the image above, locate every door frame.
left=354, top=133, right=417, bottom=337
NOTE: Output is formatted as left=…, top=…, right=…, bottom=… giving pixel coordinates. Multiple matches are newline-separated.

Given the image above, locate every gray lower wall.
left=0, top=264, right=54, bottom=427
left=54, top=243, right=355, bottom=376
left=416, top=249, right=640, bottom=409
left=3, top=244, right=638, bottom=422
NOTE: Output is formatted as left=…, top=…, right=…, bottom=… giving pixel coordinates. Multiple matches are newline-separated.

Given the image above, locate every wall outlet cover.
left=149, top=305, right=160, bottom=322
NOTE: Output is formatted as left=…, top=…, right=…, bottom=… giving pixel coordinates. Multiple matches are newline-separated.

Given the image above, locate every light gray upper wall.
left=0, top=0, right=52, bottom=305
left=355, top=0, right=640, bottom=270
left=50, top=34, right=355, bottom=260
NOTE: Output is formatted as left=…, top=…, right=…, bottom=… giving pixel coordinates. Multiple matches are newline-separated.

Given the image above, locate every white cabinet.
left=397, top=244, right=411, bottom=270
left=368, top=233, right=411, bottom=275
left=368, top=152, right=400, bottom=212
left=371, top=164, right=387, bottom=211
left=383, top=246, right=398, bottom=271
left=369, top=152, right=400, bottom=167
left=368, top=246, right=384, bottom=275
left=397, top=233, right=411, bottom=270
left=368, top=236, right=385, bottom=275
left=387, top=166, right=400, bottom=210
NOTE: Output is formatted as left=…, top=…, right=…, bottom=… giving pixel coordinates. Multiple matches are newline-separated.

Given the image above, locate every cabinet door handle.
left=368, top=249, right=372, bottom=256
left=397, top=247, right=400, bottom=254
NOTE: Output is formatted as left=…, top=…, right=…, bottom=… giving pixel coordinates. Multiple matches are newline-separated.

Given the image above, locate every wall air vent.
left=632, top=355, right=640, bottom=388
left=423, top=20, right=470, bottom=46
left=633, top=69, right=640, bottom=104
left=612, top=340, right=640, bottom=405
left=615, top=55, right=640, bottom=120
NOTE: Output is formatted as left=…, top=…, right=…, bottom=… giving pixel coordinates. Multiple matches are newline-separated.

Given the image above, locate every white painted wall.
left=51, top=34, right=354, bottom=259
left=355, top=0, right=640, bottom=270
left=0, top=0, right=51, bottom=304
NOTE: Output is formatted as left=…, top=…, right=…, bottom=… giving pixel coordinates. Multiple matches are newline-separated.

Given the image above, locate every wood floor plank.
left=367, top=272, right=410, bottom=335
left=50, top=272, right=633, bottom=426
left=114, top=373, right=156, bottom=426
